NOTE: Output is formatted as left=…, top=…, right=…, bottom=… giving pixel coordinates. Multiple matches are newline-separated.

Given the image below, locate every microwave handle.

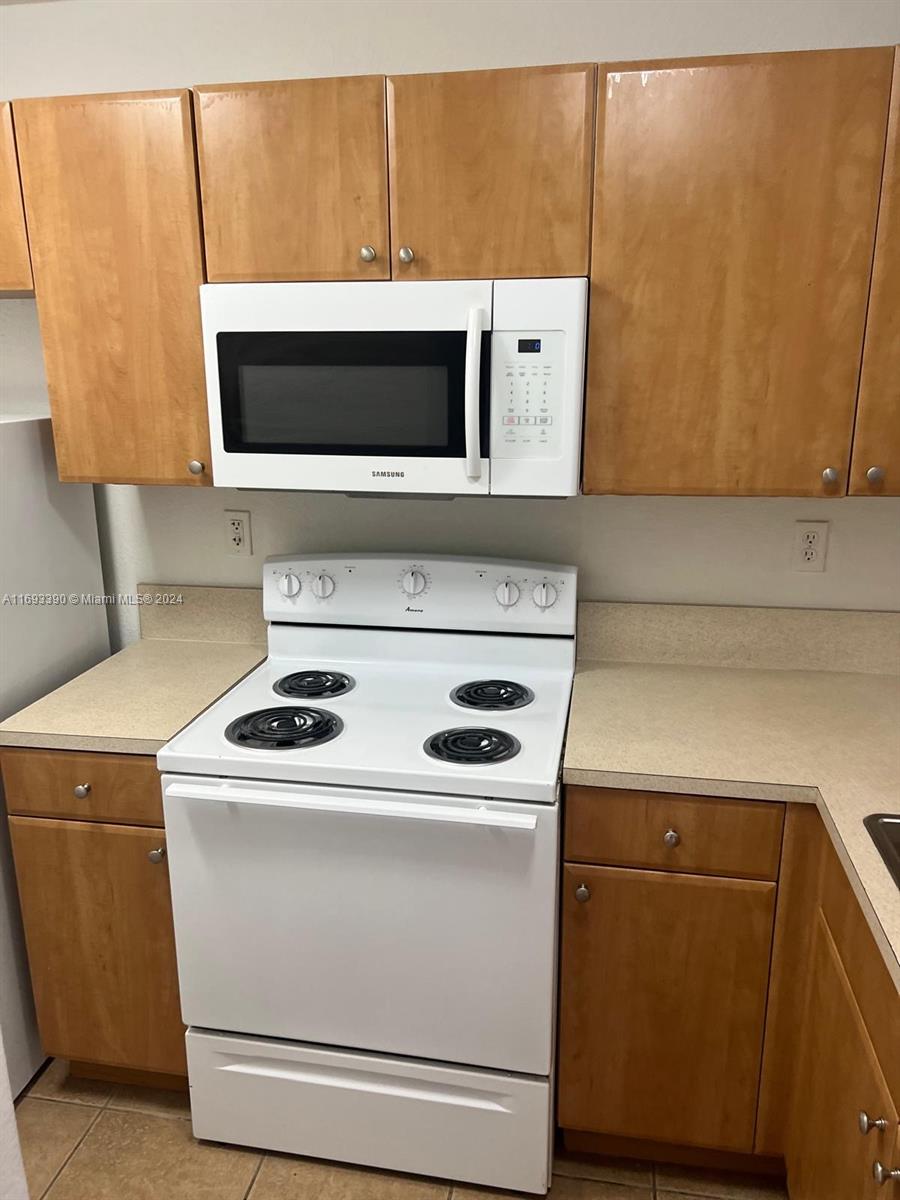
left=464, top=306, right=484, bottom=480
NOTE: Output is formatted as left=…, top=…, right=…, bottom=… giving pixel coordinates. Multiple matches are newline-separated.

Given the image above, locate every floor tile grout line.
left=37, top=1102, right=105, bottom=1200
left=241, top=1153, right=265, bottom=1200
left=21, top=1094, right=108, bottom=1111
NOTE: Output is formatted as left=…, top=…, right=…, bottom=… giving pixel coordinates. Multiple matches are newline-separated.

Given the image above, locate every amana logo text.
left=371, top=470, right=405, bottom=478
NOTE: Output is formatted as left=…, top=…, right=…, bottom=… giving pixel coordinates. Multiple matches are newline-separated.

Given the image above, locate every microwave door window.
left=217, top=330, right=488, bottom=458
left=238, top=365, right=449, bottom=448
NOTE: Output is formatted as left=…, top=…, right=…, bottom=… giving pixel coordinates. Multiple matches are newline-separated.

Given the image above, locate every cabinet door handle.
left=821, top=466, right=839, bottom=486
left=663, top=828, right=681, bottom=848
left=73, top=783, right=91, bottom=799
left=359, top=245, right=376, bottom=262
left=575, top=884, right=591, bottom=903
left=860, top=1111, right=889, bottom=1135
left=147, top=847, right=166, bottom=864
left=866, top=466, right=885, bottom=485
left=873, top=1161, right=900, bottom=1185
left=398, top=246, right=415, bottom=264
left=187, top=460, right=205, bottom=475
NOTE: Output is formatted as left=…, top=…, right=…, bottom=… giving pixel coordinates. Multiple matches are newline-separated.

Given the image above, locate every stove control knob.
left=495, top=580, right=521, bottom=608
left=532, top=581, right=558, bottom=610
left=279, top=572, right=301, bottom=598
left=311, top=573, right=335, bottom=599
left=401, top=569, right=427, bottom=596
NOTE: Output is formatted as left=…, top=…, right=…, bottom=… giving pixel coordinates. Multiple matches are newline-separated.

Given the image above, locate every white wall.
left=2, top=0, right=898, bottom=95
left=4, top=0, right=900, bottom=649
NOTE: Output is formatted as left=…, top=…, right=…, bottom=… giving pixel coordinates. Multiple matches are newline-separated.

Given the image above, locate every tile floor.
left=15, top=1060, right=789, bottom=1200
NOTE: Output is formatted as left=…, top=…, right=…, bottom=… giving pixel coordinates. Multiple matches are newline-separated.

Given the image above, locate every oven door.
left=162, top=775, right=558, bottom=1075
left=201, top=281, right=493, bottom=494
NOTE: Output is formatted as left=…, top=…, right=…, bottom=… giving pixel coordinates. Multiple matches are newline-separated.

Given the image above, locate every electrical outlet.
left=225, top=510, right=252, bottom=557
left=791, top=521, right=829, bottom=573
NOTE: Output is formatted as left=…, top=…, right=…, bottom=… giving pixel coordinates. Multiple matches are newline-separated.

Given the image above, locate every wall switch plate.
left=792, top=520, right=829, bottom=572
left=225, top=510, right=252, bottom=556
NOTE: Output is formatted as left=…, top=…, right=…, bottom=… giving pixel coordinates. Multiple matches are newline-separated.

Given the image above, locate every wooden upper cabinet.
left=786, top=910, right=898, bottom=1200
left=558, top=863, right=776, bottom=1152
left=851, top=49, right=900, bottom=497
left=195, top=75, right=390, bottom=281
left=14, top=90, right=210, bottom=485
left=386, top=65, right=594, bottom=280
left=584, top=48, right=895, bottom=496
left=0, top=102, right=32, bottom=290
left=9, top=816, right=186, bottom=1076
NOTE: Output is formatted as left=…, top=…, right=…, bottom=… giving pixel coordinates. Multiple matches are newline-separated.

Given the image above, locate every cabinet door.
left=558, top=864, right=776, bottom=1152
left=195, top=75, right=390, bottom=282
left=387, top=65, right=594, bottom=280
left=851, top=50, right=900, bottom=496
left=14, top=90, right=210, bottom=485
left=786, top=910, right=898, bottom=1200
left=0, top=102, right=32, bottom=291
left=9, top=817, right=185, bottom=1075
left=584, top=48, right=894, bottom=496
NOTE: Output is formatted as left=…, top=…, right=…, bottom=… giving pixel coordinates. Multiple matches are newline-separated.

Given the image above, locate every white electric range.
left=158, top=554, right=577, bottom=1195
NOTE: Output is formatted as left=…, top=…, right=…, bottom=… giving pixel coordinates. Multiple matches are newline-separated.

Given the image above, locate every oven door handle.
left=464, top=305, right=484, bottom=481
left=166, top=781, right=537, bottom=830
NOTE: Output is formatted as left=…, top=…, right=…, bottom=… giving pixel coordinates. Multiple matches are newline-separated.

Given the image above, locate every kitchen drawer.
left=186, top=1028, right=551, bottom=1193
left=1, top=748, right=163, bottom=825
left=565, top=786, right=784, bottom=881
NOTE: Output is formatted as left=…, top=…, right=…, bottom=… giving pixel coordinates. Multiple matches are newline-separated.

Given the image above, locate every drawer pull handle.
left=861, top=1112, right=889, bottom=1135
left=147, top=847, right=166, bottom=864
left=73, top=783, right=91, bottom=799
left=663, top=829, right=681, bottom=848
left=873, top=1161, right=900, bottom=1185
left=575, top=884, right=591, bottom=903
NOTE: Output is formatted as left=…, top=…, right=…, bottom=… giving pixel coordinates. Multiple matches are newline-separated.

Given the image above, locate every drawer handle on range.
left=73, top=783, right=91, bottom=799
left=873, top=1162, right=900, bottom=1185
left=663, top=828, right=681, bottom=848
left=861, top=1112, right=889, bottom=1135
left=464, top=305, right=484, bottom=481
left=166, top=783, right=537, bottom=830
left=147, top=847, right=166, bottom=864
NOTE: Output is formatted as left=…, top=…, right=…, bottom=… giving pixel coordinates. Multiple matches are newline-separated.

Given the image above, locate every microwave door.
left=201, top=281, right=493, bottom=495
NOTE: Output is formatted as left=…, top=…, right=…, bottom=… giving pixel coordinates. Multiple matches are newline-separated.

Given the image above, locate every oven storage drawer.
left=186, top=1028, right=551, bottom=1194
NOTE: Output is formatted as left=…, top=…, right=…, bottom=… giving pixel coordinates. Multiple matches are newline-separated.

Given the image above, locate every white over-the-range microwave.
left=200, top=277, right=588, bottom=496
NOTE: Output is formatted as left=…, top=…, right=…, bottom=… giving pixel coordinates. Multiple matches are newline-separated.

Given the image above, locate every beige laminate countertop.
left=564, top=659, right=900, bottom=989
left=0, top=638, right=264, bottom=755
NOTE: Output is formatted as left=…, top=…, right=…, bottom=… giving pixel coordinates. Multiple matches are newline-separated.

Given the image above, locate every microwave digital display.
left=517, top=339, right=542, bottom=353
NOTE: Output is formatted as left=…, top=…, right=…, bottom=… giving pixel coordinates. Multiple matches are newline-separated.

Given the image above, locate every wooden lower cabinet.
left=8, top=815, right=185, bottom=1076
left=786, top=909, right=898, bottom=1199
left=558, top=862, right=776, bottom=1152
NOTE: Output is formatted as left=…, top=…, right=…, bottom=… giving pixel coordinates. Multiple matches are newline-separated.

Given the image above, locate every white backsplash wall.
left=5, top=0, right=900, bottom=649
left=95, top=485, right=900, bottom=648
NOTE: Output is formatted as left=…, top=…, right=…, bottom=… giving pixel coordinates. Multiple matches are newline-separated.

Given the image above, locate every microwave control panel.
left=490, top=331, right=566, bottom=459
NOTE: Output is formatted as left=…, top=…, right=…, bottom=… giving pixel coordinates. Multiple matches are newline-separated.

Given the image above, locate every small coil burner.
left=451, top=680, right=534, bottom=711
left=226, top=707, right=343, bottom=751
left=424, top=727, right=520, bottom=765
left=274, top=670, right=355, bottom=700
